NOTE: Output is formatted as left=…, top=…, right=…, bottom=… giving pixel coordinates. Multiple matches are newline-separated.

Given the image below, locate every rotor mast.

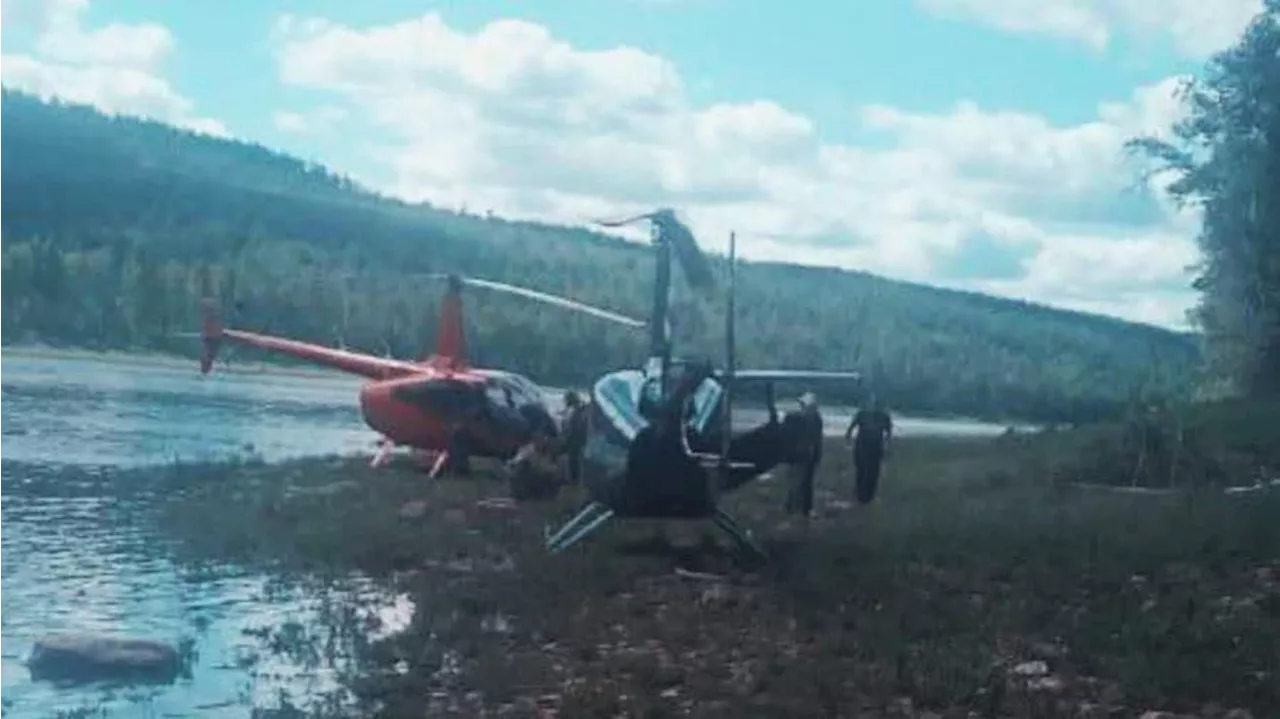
left=594, top=207, right=713, bottom=411
left=647, top=220, right=674, bottom=399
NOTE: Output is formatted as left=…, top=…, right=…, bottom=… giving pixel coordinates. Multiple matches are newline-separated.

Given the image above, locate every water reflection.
left=0, top=354, right=396, bottom=717
left=1, top=354, right=373, bottom=467
left=1, top=458, right=412, bottom=717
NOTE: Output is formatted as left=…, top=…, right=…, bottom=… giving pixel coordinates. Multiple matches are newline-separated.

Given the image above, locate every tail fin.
left=430, top=275, right=468, bottom=368
left=200, top=297, right=224, bottom=375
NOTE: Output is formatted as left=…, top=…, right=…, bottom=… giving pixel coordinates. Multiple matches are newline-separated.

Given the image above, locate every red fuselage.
left=357, top=372, right=530, bottom=459
left=359, top=373, right=473, bottom=451
left=197, top=280, right=555, bottom=461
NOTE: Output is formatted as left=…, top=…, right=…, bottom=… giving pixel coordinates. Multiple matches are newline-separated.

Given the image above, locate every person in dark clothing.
left=844, top=394, right=893, bottom=504
left=559, top=391, right=589, bottom=486
left=445, top=405, right=482, bottom=477
left=785, top=392, right=824, bottom=518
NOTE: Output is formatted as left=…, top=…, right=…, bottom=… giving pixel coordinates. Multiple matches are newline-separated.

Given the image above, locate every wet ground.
left=0, top=349, right=1026, bottom=716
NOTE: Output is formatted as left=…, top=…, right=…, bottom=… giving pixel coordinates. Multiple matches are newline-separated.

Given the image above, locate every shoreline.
left=1, top=343, right=1034, bottom=429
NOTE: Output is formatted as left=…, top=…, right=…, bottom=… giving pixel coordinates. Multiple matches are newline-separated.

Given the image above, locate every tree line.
left=1127, top=0, right=1280, bottom=401
left=0, top=89, right=1204, bottom=424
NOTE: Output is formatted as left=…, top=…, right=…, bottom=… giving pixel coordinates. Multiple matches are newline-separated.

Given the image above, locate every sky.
left=1, top=0, right=1268, bottom=330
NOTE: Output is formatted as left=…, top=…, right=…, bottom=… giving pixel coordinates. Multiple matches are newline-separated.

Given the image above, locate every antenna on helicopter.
left=713, top=231, right=738, bottom=509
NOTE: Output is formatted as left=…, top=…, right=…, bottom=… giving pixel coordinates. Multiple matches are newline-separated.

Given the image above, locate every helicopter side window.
left=507, top=375, right=543, bottom=403
left=485, top=382, right=515, bottom=409
left=689, top=380, right=722, bottom=431
left=503, top=378, right=544, bottom=409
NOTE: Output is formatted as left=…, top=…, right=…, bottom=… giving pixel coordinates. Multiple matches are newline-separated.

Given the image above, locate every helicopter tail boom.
left=214, top=328, right=423, bottom=379
left=196, top=298, right=420, bottom=379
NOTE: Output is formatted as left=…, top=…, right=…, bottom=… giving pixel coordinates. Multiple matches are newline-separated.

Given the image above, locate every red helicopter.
left=196, top=274, right=646, bottom=474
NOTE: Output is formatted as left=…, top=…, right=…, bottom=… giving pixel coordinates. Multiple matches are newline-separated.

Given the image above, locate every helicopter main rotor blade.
left=649, top=209, right=716, bottom=292
left=455, top=276, right=647, bottom=329
left=596, top=211, right=658, bottom=229
left=595, top=209, right=716, bottom=293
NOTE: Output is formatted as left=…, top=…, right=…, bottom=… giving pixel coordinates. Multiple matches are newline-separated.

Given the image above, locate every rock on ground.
left=27, top=633, right=181, bottom=684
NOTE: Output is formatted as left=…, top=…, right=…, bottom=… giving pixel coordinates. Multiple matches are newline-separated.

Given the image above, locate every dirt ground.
left=147, top=427, right=1279, bottom=718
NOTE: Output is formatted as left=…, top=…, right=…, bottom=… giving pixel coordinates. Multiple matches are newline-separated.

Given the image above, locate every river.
left=0, top=350, right=1015, bottom=716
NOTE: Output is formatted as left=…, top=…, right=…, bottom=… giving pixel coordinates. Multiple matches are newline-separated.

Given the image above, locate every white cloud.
left=271, top=11, right=1200, bottom=329
left=273, top=106, right=348, bottom=135
left=917, top=0, right=1264, bottom=58
left=0, top=0, right=226, bottom=137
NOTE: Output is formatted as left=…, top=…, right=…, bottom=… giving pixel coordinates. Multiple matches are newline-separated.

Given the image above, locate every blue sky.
left=1, top=0, right=1268, bottom=328
left=48, top=0, right=1198, bottom=138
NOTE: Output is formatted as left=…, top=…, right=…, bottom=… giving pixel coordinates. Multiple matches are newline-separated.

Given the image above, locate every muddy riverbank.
left=148, top=431, right=1280, bottom=718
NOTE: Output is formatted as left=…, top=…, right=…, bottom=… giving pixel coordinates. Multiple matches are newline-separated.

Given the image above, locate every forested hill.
left=0, top=90, right=1201, bottom=423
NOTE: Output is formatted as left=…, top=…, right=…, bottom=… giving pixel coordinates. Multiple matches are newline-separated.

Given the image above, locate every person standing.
left=785, top=391, right=824, bottom=519
left=844, top=394, right=893, bottom=504
left=559, top=390, right=590, bottom=486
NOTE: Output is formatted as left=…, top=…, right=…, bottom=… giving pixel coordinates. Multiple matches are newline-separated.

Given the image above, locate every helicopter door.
left=482, top=380, right=523, bottom=435
left=593, top=371, right=646, bottom=442
left=505, top=375, right=547, bottom=407
left=687, top=380, right=722, bottom=434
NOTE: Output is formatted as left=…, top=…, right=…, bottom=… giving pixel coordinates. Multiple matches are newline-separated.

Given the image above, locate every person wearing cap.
left=785, top=391, right=824, bottom=519
left=844, top=392, right=893, bottom=504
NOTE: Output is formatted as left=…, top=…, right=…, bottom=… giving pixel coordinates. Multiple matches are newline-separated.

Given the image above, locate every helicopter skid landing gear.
left=545, top=503, right=766, bottom=563
left=545, top=502, right=615, bottom=554
left=424, top=450, right=449, bottom=478
left=371, top=440, right=396, bottom=468
left=710, top=508, right=766, bottom=563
